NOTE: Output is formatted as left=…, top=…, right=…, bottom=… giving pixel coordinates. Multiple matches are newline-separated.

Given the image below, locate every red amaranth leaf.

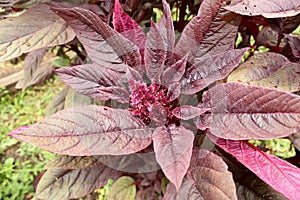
left=196, top=83, right=300, bottom=140
left=228, top=52, right=300, bottom=92
left=285, top=34, right=300, bottom=59
left=36, top=159, right=121, bottom=199
left=164, top=149, right=237, bottom=200
left=49, top=4, right=142, bottom=71
left=162, top=54, right=188, bottom=87
left=175, top=0, right=241, bottom=64
left=225, top=0, right=300, bottom=18
left=145, top=21, right=167, bottom=84
left=180, top=48, right=248, bottom=94
left=9, top=106, right=153, bottom=156
left=157, top=0, right=175, bottom=66
left=56, top=64, right=130, bottom=103
left=0, top=3, right=75, bottom=61
left=152, top=125, right=194, bottom=191
left=208, top=133, right=300, bottom=200
left=113, top=0, right=146, bottom=52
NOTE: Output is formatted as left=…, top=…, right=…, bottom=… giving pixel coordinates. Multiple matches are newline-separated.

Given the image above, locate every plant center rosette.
left=129, top=81, right=180, bottom=126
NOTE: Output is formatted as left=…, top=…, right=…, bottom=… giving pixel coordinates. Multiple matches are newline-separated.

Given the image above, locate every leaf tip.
left=8, top=126, right=29, bottom=137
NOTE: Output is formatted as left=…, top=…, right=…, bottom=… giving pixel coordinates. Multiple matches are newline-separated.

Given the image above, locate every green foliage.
left=249, top=139, right=296, bottom=159
left=95, top=179, right=114, bottom=200
left=0, top=77, right=63, bottom=200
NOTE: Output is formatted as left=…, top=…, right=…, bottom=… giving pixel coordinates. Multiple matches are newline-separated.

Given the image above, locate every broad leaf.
left=219, top=146, right=289, bottom=200
left=50, top=4, right=142, bottom=71
left=269, top=14, right=300, bottom=34
left=225, top=0, right=300, bottom=18
left=228, top=52, right=300, bottom=92
left=208, top=134, right=300, bottom=200
left=0, top=0, right=89, bottom=8
left=289, top=132, right=300, bottom=151
left=175, top=0, right=241, bottom=64
left=153, top=125, right=194, bottom=191
left=36, top=158, right=121, bottom=200
left=145, top=21, right=167, bottom=84
left=164, top=149, right=237, bottom=200
left=113, top=0, right=146, bottom=52
left=162, top=54, right=188, bottom=87
left=19, top=48, right=48, bottom=90
left=235, top=172, right=288, bottom=200
left=172, top=106, right=210, bottom=120
left=180, top=48, right=247, bottom=94
left=196, top=83, right=300, bottom=140
left=95, top=153, right=160, bottom=173
left=285, top=34, right=300, bottom=59
left=56, top=64, right=129, bottom=103
left=157, top=0, right=175, bottom=66
left=9, top=106, right=153, bottom=156
left=46, top=155, right=100, bottom=169
left=18, top=64, right=53, bottom=90
left=0, top=3, right=75, bottom=61
left=107, top=176, right=136, bottom=200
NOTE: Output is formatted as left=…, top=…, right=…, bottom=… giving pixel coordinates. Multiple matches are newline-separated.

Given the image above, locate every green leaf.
left=107, top=176, right=136, bottom=200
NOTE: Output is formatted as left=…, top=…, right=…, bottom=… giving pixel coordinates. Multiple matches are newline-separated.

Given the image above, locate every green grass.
left=0, top=76, right=63, bottom=200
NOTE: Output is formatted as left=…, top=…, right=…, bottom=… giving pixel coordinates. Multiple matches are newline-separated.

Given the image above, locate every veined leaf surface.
left=0, top=3, right=75, bottom=61
left=196, top=83, right=300, bottom=140
left=9, top=106, right=153, bottom=156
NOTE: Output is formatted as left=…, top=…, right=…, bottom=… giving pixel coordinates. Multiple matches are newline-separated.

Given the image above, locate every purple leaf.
left=49, top=4, right=142, bottom=71
left=162, top=54, right=188, bottom=87
left=157, top=0, right=175, bottom=66
left=181, top=48, right=248, bottom=94
left=9, top=106, right=153, bottom=156
left=0, top=3, right=75, bottom=61
left=208, top=133, right=300, bottom=200
left=56, top=64, right=130, bottom=103
left=289, top=132, right=300, bottom=151
left=196, top=83, right=300, bottom=140
left=175, top=0, right=241, bottom=64
left=37, top=157, right=121, bottom=199
left=172, top=106, right=210, bottom=120
left=269, top=14, right=300, bottom=34
left=225, top=0, right=300, bottom=18
left=113, top=0, right=146, bottom=52
left=152, top=125, right=194, bottom=191
left=228, top=52, right=300, bottom=92
left=285, top=34, right=300, bottom=59
left=164, top=149, right=237, bottom=200
left=45, top=155, right=101, bottom=169
left=20, top=48, right=48, bottom=89
left=166, top=82, right=181, bottom=102
left=145, top=21, right=167, bottom=84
